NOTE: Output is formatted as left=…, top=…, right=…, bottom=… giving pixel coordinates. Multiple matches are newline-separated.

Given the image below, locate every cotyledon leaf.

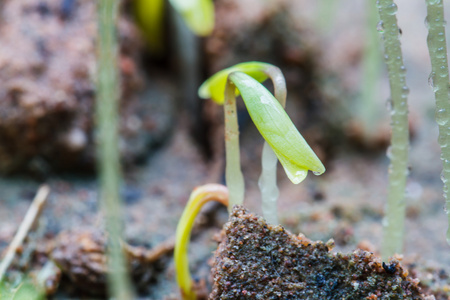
left=198, top=62, right=272, bottom=104
left=228, top=71, right=325, bottom=184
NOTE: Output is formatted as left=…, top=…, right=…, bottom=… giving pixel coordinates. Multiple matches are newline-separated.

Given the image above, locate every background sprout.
left=376, top=0, right=410, bottom=261
left=174, top=184, right=228, bottom=300
left=134, top=0, right=165, bottom=53
left=97, top=0, right=133, bottom=297
left=169, top=0, right=214, bottom=36
left=424, top=0, right=450, bottom=244
left=135, top=0, right=214, bottom=42
left=199, top=63, right=325, bottom=221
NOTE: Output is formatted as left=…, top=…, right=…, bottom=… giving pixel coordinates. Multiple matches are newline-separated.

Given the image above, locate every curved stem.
left=175, top=184, right=229, bottom=300
left=264, top=66, right=287, bottom=108
left=258, top=66, right=287, bottom=224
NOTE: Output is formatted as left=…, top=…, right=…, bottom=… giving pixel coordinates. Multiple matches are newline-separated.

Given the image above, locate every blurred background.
left=0, top=0, right=449, bottom=298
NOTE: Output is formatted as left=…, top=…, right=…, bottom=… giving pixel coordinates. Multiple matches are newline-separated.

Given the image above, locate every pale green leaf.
left=198, top=62, right=271, bottom=104
left=229, top=71, right=325, bottom=183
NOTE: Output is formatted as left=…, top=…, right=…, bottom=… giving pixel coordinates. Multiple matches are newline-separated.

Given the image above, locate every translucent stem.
left=224, top=80, right=245, bottom=210
left=360, top=1, right=383, bottom=137
left=424, top=0, right=450, bottom=244
left=97, top=0, right=133, bottom=298
left=259, top=143, right=279, bottom=224
left=376, top=0, right=410, bottom=261
left=175, top=184, right=228, bottom=300
left=258, top=66, right=286, bottom=224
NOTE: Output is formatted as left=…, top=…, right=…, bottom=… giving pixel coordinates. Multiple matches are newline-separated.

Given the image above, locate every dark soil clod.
left=210, top=206, right=427, bottom=299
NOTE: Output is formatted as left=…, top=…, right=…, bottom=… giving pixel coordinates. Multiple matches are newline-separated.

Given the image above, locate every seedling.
left=174, top=184, right=229, bottom=300
left=199, top=62, right=325, bottom=220
left=174, top=62, right=325, bottom=300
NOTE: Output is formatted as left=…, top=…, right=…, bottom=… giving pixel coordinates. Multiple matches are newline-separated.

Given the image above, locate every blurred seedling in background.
left=134, top=0, right=214, bottom=53
left=174, top=62, right=325, bottom=299
left=134, top=0, right=215, bottom=145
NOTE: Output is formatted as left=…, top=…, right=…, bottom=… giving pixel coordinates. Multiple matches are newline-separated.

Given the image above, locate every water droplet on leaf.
left=377, top=21, right=384, bottom=33
left=436, top=108, right=448, bottom=125
left=428, top=72, right=436, bottom=87
left=385, top=3, right=398, bottom=15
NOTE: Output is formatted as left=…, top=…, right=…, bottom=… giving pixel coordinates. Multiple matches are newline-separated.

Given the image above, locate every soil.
left=211, top=206, right=424, bottom=300
left=0, top=0, right=449, bottom=299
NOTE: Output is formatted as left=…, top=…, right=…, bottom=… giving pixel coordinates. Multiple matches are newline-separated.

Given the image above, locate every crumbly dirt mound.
left=0, top=0, right=151, bottom=174
left=210, top=206, right=426, bottom=300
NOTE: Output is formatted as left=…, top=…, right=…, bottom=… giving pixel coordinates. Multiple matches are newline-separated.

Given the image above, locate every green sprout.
left=174, top=184, right=229, bottom=300
left=199, top=62, right=325, bottom=221
left=376, top=0, right=410, bottom=261
left=424, top=0, right=450, bottom=244
left=175, top=62, right=324, bottom=299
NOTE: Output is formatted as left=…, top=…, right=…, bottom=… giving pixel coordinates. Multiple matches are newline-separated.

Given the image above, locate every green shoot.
left=200, top=62, right=285, bottom=217
left=424, top=0, right=450, bottom=244
left=200, top=62, right=287, bottom=223
left=199, top=62, right=325, bottom=216
left=97, top=0, right=133, bottom=298
left=174, top=184, right=228, bottom=300
left=376, top=0, right=410, bottom=261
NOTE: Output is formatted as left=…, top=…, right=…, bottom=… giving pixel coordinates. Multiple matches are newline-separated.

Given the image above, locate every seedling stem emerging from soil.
left=174, top=184, right=229, bottom=300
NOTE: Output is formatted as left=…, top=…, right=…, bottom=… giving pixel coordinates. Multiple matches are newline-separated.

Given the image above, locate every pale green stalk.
left=174, top=184, right=228, bottom=300
left=360, top=1, right=383, bottom=137
left=424, top=0, right=450, bottom=244
left=376, top=0, right=410, bottom=261
left=224, top=80, right=245, bottom=210
left=258, top=66, right=286, bottom=225
left=259, top=143, right=279, bottom=224
left=97, top=0, right=133, bottom=298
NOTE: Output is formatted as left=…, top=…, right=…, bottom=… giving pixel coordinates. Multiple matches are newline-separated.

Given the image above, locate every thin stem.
left=360, top=1, right=383, bottom=137
left=175, top=184, right=228, bottom=300
left=97, top=0, right=133, bottom=298
left=224, top=79, right=245, bottom=210
left=0, top=185, right=49, bottom=282
left=376, top=0, right=410, bottom=261
left=424, top=0, right=450, bottom=244
left=258, top=66, right=287, bottom=224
